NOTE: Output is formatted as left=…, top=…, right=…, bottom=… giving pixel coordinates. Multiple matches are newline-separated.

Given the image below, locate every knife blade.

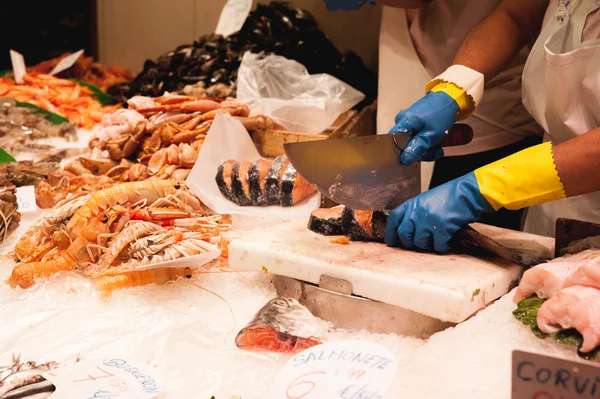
left=284, top=124, right=473, bottom=210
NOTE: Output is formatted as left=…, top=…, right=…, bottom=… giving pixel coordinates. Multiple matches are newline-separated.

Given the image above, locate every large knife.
left=284, top=124, right=473, bottom=210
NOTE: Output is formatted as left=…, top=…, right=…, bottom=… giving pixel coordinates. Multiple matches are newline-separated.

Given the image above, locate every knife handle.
left=439, top=124, right=473, bottom=147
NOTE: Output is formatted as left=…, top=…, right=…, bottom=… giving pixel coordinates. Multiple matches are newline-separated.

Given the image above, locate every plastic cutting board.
left=228, top=220, right=554, bottom=323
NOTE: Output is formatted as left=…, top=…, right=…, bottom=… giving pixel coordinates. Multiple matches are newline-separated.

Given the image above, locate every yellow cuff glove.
left=428, top=82, right=475, bottom=121
left=474, top=142, right=567, bottom=211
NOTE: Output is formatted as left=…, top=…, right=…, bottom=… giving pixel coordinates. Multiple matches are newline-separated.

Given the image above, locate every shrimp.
left=91, top=221, right=164, bottom=273
left=8, top=215, right=109, bottom=288
left=95, top=267, right=193, bottom=300
left=15, top=194, right=90, bottom=260
left=66, top=179, right=185, bottom=236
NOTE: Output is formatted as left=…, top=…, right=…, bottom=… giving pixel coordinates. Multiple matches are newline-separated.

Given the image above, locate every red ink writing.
left=286, top=371, right=327, bottom=399
left=73, top=366, right=115, bottom=383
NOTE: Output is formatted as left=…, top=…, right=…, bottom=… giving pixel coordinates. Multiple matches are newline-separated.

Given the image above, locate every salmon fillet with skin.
left=513, top=249, right=600, bottom=303
left=537, top=285, right=600, bottom=353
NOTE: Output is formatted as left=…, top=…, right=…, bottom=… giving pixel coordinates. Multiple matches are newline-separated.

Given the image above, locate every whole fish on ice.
left=235, top=297, right=326, bottom=353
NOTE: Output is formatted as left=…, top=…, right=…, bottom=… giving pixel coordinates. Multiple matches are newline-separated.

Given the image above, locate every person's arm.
left=453, top=0, right=549, bottom=81
left=554, top=128, right=600, bottom=197
left=376, top=0, right=434, bottom=8
left=386, top=128, right=600, bottom=252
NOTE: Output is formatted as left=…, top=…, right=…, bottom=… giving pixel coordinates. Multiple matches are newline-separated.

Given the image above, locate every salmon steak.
left=248, top=159, right=272, bottom=206
left=215, top=156, right=316, bottom=207
left=235, top=297, right=325, bottom=354
left=280, top=162, right=317, bottom=207
left=308, top=206, right=344, bottom=236
left=231, top=160, right=253, bottom=206
left=215, top=160, right=237, bottom=202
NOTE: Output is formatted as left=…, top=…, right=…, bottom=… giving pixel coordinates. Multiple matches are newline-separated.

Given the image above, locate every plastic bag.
left=236, top=52, right=365, bottom=134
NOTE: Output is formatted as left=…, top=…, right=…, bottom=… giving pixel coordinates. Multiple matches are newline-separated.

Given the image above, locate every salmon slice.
left=231, top=160, right=252, bottom=206
left=265, top=156, right=288, bottom=205
left=513, top=249, right=600, bottom=303
left=248, top=159, right=271, bottom=206
left=215, top=160, right=237, bottom=201
left=280, top=163, right=317, bottom=206
left=537, top=285, right=600, bottom=353
left=235, top=297, right=325, bottom=354
left=341, top=209, right=390, bottom=242
left=308, top=207, right=344, bottom=236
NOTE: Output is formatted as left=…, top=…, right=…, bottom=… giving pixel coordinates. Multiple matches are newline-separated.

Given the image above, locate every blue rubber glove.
left=323, top=0, right=375, bottom=11
left=389, top=91, right=460, bottom=165
left=384, top=172, right=495, bottom=253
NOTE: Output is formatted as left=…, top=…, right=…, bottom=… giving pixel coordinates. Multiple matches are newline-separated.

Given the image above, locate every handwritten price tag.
left=16, top=185, right=37, bottom=213
left=9, top=50, right=26, bottom=84
left=215, top=0, right=252, bottom=37
left=42, top=358, right=160, bottom=399
left=50, top=49, right=84, bottom=76
left=265, top=340, right=398, bottom=399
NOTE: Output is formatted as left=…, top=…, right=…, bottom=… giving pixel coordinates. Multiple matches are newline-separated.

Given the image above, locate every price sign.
left=9, top=50, right=26, bottom=84
left=16, top=185, right=37, bottom=213
left=512, top=350, right=600, bottom=398
left=50, top=49, right=84, bottom=76
left=215, top=0, right=252, bottom=37
left=265, top=340, right=398, bottom=399
left=43, top=358, right=160, bottom=399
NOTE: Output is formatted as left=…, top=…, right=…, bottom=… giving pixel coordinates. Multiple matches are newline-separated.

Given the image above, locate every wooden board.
left=251, top=102, right=377, bottom=158
left=228, top=219, right=555, bottom=323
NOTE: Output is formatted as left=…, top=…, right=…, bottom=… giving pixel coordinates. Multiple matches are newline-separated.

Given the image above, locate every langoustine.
left=8, top=180, right=189, bottom=288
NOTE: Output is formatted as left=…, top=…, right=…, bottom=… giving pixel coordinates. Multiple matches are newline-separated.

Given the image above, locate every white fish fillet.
left=537, top=285, right=600, bottom=352
left=565, top=260, right=600, bottom=290
left=513, top=249, right=600, bottom=303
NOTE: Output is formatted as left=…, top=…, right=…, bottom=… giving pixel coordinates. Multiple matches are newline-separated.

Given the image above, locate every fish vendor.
left=324, top=0, right=543, bottom=231
left=326, top=0, right=600, bottom=252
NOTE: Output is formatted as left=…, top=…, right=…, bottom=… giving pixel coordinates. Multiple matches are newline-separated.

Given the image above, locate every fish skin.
left=537, top=285, right=600, bottom=353
left=308, top=207, right=344, bottom=236
left=0, top=362, right=58, bottom=396
left=0, top=380, right=54, bottom=399
left=235, top=297, right=324, bottom=354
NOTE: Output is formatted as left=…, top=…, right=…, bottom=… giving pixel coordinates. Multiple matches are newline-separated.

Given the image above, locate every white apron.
left=523, top=0, right=600, bottom=237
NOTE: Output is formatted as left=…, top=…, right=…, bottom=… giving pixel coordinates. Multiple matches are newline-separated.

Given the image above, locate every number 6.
left=286, top=371, right=327, bottom=399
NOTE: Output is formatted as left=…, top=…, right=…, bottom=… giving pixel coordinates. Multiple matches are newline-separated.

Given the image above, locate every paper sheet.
left=187, top=112, right=319, bottom=219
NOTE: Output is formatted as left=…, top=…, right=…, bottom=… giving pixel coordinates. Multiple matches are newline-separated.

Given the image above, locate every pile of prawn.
left=0, top=72, right=120, bottom=128
left=32, top=94, right=274, bottom=209
left=9, top=179, right=231, bottom=299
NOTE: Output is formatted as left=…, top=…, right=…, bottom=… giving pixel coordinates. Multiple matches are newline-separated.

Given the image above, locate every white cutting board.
left=229, top=220, right=554, bottom=323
